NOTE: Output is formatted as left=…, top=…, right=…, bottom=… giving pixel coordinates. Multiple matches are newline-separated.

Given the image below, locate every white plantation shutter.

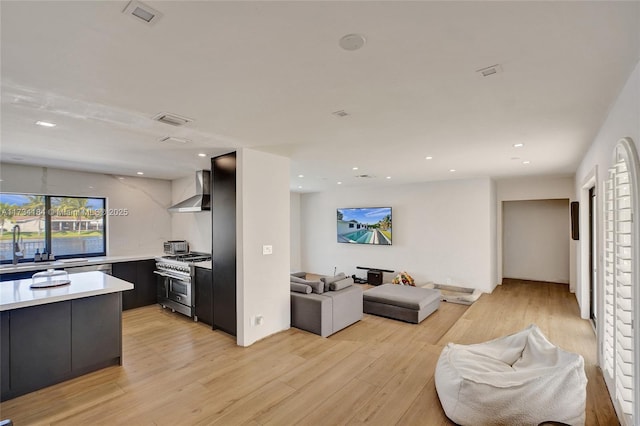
left=604, top=169, right=616, bottom=378
left=603, top=140, right=637, bottom=425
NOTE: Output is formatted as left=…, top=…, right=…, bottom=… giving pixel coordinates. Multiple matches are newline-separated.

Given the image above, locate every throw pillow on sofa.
left=320, top=273, right=347, bottom=292
left=290, top=282, right=312, bottom=294
left=290, top=275, right=324, bottom=294
left=330, top=277, right=354, bottom=291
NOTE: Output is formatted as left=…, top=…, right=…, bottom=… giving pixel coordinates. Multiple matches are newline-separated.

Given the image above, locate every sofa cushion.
left=320, top=273, right=347, bottom=292
left=290, top=282, right=312, bottom=294
left=330, top=277, right=354, bottom=291
left=290, top=276, right=324, bottom=294
left=290, top=271, right=306, bottom=278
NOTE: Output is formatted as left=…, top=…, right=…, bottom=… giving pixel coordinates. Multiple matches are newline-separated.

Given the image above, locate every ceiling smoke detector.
left=158, top=136, right=191, bottom=144
left=339, top=34, right=366, bottom=51
left=153, top=112, right=193, bottom=127
left=476, top=64, right=503, bottom=77
left=332, top=110, right=349, bottom=118
left=123, top=0, right=163, bottom=25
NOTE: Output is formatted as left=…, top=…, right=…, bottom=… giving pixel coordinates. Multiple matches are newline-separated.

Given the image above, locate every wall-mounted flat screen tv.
left=337, top=207, right=392, bottom=245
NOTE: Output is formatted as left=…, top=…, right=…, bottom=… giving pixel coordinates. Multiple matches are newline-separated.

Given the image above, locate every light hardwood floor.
left=1, top=279, right=618, bottom=425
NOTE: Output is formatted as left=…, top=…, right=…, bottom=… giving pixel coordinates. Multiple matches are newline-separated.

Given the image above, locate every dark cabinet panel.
left=113, top=260, right=157, bottom=310
left=71, top=293, right=121, bottom=372
left=10, top=302, right=72, bottom=396
left=195, top=267, right=213, bottom=326
left=112, top=261, right=137, bottom=310
left=212, top=152, right=237, bottom=336
left=136, top=259, right=157, bottom=307
left=1, top=312, right=10, bottom=396
left=1, top=271, right=44, bottom=282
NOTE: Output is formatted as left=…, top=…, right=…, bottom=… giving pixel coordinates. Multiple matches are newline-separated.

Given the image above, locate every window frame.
left=0, top=193, right=107, bottom=264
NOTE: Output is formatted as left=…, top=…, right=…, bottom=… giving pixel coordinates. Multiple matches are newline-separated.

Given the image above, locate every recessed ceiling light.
left=298, top=174, right=304, bottom=178
left=352, top=167, right=358, bottom=170
left=513, top=143, right=524, bottom=148
left=337, top=181, right=342, bottom=185
left=449, top=169, right=456, bottom=172
left=386, top=176, right=391, bottom=179
left=339, top=33, right=366, bottom=51
left=198, top=153, right=207, bottom=157
left=522, top=160, right=531, bottom=165
left=136, top=172, right=144, bottom=175
left=298, top=186, right=302, bottom=189
left=35, top=120, right=56, bottom=127
left=425, top=156, right=433, bottom=160
left=118, top=177, right=125, bottom=180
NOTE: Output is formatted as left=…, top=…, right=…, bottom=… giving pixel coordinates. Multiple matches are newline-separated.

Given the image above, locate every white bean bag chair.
left=435, top=324, right=587, bottom=426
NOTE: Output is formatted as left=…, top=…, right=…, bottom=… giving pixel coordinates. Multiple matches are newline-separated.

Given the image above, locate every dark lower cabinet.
left=195, top=267, right=213, bottom=326
left=71, top=293, right=120, bottom=372
left=1, top=293, right=122, bottom=401
left=10, top=302, right=72, bottom=396
left=113, top=259, right=157, bottom=310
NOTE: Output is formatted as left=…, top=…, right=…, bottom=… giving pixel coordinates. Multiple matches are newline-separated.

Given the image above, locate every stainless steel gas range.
left=155, top=243, right=211, bottom=320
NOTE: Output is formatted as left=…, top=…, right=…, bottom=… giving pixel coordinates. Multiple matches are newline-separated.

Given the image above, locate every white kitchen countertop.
left=0, top=253, right=163, bottom=274
left=0, top=271, right=134, bottom=311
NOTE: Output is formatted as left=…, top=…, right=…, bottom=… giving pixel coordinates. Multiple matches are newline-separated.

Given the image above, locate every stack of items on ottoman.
left=290, top=272, right=363, bottom=337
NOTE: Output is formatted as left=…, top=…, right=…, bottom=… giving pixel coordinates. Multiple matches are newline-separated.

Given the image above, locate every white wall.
left=300, top=178, right=497, bottom=293
left=290, top=192, right=301, bottom=273
left=236, top=148, right=290, bottom=347
left=575, top=60, right=640, bottom=321
left=170, top=174, right=211, bottom=253
left=0, top=163, right=171, bottom=256
left=495, top=176, right=576, bottom=289
left=503, top=199, right=570, bottom=283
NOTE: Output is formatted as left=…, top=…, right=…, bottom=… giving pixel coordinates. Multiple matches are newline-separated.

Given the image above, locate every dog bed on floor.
left=435, top=324, right=587, bottom=426
left=420, top=283, right=482, bottom=305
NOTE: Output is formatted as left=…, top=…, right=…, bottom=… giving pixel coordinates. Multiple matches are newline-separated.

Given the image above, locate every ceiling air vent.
left=153, top=112, right=193, bottom=127
left=332, top=110, right=350, bottom=118
left=476, top=64, right=503, bottom=77
left=123, top=1, right=163, bottom=25
left=158, top=136, right=191, bottom=144
left=355, top=174, right=375, bottom=179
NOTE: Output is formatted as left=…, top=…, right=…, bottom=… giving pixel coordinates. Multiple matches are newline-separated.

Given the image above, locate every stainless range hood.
left=168, top=170, right=211, bottom=213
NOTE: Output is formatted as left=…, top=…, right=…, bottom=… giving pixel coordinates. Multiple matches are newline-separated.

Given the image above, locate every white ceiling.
left=1, top=1, right=639, bottom=192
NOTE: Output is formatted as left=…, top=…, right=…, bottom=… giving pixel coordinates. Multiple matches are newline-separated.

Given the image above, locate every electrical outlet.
left=255, top=315, right=264, bottom=326
left=262, top=245, right=273, bottom=255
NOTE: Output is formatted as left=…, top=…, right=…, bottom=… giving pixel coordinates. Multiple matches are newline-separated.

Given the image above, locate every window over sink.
left=0, top=193, right=107, bottom=263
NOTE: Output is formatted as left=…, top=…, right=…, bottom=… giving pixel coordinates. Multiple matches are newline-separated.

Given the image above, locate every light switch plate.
left=262, top=245, right=273, bottom=255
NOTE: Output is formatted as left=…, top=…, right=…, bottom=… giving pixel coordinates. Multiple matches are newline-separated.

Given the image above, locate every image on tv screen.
left=337, top=207, right=392, bottom=245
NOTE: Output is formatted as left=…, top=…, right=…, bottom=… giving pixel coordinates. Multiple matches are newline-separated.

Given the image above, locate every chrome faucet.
left=12, top=225, right=23, bottom=265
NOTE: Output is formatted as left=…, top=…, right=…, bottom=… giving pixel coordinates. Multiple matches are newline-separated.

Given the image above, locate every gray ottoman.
left=363, top=284, right=441, bottom=324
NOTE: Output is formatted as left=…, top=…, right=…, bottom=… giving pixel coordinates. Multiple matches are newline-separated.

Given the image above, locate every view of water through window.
left=0, top=193, right=106, bottom=262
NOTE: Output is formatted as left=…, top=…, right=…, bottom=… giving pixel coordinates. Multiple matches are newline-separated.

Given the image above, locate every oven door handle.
left=153, top=270, right=190, bottom=281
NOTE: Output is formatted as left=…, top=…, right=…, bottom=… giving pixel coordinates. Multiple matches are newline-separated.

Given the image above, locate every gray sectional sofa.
left=290, top=272, right=363, bottom=337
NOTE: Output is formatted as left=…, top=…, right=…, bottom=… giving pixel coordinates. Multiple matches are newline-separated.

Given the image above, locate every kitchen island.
left=0, top=271, right=133, bottom=401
